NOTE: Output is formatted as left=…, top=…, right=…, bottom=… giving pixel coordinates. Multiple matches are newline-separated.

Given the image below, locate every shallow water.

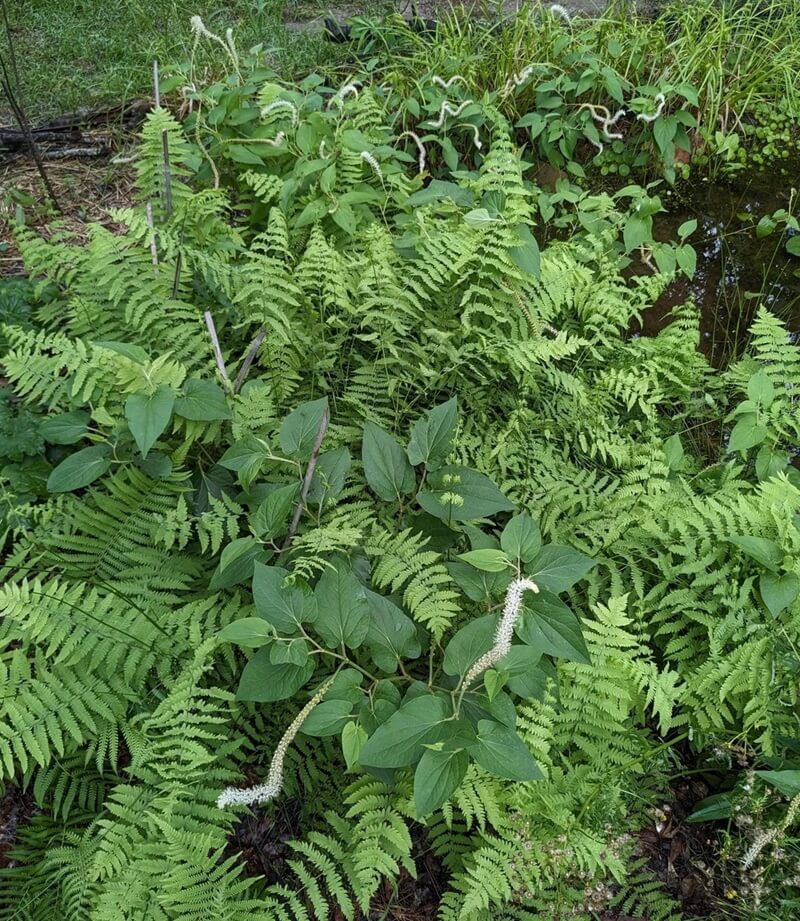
left=642, top=162, right=800, bottom=364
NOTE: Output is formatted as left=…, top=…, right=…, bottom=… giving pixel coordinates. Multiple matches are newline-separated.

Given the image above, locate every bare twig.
left=153, top=61, right=175, bottom=219
left=145, top=202, right=158, bottom=267
left=0, top=0, right=61, bottom=212
left=204, top=310, right=231, bottom=388
left=282, top=405, right=330, bottom=551
left=152, top=59, right=161, bottom=109
left=233, top=325, right=266, bottom=394
left=41, top=146, right=106, bottom=159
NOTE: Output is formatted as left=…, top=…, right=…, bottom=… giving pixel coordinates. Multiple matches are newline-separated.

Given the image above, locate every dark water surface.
left=643, top=164, right=800, bottom=364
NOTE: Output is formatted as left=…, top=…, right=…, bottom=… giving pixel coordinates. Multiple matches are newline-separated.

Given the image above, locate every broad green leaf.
left=760, top=572, right=800, bottom=617
left=687, top=794, right=734, bottom=822
left=460, top=689, right=517, bottom=730
left=483, top=669, right=505, bottom=701
left=210, top=537, right=268, bottom=590
left=228, top=144, right=266, bottom=165
left=365, top=590, right=421, bottom=673
left=362, top=421, right=415, bottom=501
left=326, top=669, right=364, bottom=704
left=727, top=414, right=767, bottom=454
left=468, top=720, right=543, bottom=781
left=497, top=645, right=546, bottom=698
left=407, top=398, right=458, bottom=470
left=280, top=397, right=328, bottom=460
left=526, top=544, right=595, bottom=593
left=218, top=617, right=273, bottom=648
left=747, top=370, right=775, bottom=407
left=308, top=447, right=351, bottom=504
left=443, top=616, right=495, bottom=677
left=40, top=411, right=90, bottom=445
left=341, top=721, right=368, bottom=770
left=457, top=549, right=511, bottom=572
left=358, top=695, right=451, bottom=768
left=653, top=114, right=676, bottom=161
left=755, top=769, right=800, bottom=796
left=447, top=560, right=512, bottom=603
left=93, top=340, right=148, bottom=363
left=417, top=465, right=515, bottom=522
left=219, top=435, right=270, bottom=488
left=359, top=680, right=403, bottom=734
left=47, top=444, right=112, bottom=493
left=464, top=208, right=497, bottom=227
left=440, top=137, right=459, bottom=172
left=174, top=379, right=231, bottom=421
left=623, top=213, right=651, bottom=253
left=756, top=445, right=788, bottom=481
left=786, top=236, right=800, bottom=257
left=727, top=535, right=782, bottom=571
left=516, top=592, right=589, bottom=664
left=237, top=647, right=315, bottom=702
left=501, top=513, right=542, bottom=563
left=253, top=563, right=315, bottom=633
left=313, top=560, right=370, bottom=649
left=414, top=747, right=469, bottom=817
left=405, top=180, right=474, bottom=208
left=301, top=699, right=354, bottom=737
left=664, top=433, right=684, bottom=470
left=676, top=244, right=697, bottom=278
left=139, top=452, right=172, bottom=478
left=251, top=483, right=299, bottom=539
left=508, top=224, right=540, bottom=277
left=125, top=385, right=174, bottom=458
left=269, top=638, right=310, bottom=666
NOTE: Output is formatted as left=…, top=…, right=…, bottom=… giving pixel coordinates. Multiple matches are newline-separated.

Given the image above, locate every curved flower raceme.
left=217, top=676, right=335, bottom=808
left=462, top=578, right=539, bottom=689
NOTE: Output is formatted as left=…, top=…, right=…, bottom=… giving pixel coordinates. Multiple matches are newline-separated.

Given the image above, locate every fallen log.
left=0, top=98, right=150, bottom=152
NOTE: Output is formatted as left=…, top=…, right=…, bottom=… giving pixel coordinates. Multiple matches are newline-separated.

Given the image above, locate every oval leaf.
left=468, top=720, right=543, bottom=781
left=362, top=421, right=416, bottom=501
left=414, top=747, right=469, bottom=817
left=236, top=647, right=315, bottom=702
left=46, top=444, right=111, bottom=493
left=125, top=385, right=174, bottom=458
left=218, top=617, right=273, bottom=648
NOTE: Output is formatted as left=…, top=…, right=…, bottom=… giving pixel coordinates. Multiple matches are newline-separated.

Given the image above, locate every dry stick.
left=0, top=56, right=61, bottom=211
left=282, top=406, right=330, bottom=551
left=145, top=202, right=158, bottom=267
left=154, top=60, right=174, bottom=219
left=152, top=59, right=161, bottom=109
left=0, top=0, right=59, bottom=210
left=233, top=325, right=267, bottom=394
left=204, top=310, right=231, bottom=388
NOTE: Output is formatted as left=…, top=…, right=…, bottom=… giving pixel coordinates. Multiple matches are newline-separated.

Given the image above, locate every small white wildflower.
left=260, top=100, right=299, bottom=125
left=428, top=99, right=472, bottom=129
left=742, top=829, right=775, bottom=869
left=190, top=15, right=240, bottom=74
left=328, top=83, right=360, bottom=108
left=217, top=676, right=335, bottom=809
left=501, top=63, right=549, bottom=96
left=401, top=131, right=427, bottom=174
left=637, top=93, right=666, bottom=123
left=360, top=150, right=383, bottom=179
left=225, top=28, right=239, bottom=70
left=432, top=75, right=467, bottom=89
left=578, top=103, right=626, bottom=140
left=190, top=15, right=215, bottom=39
left=465, top=123, right=482, bottom=150
left=549, top=4, right=572, bottom=22
left=462, top=578, right=539, bottom=688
